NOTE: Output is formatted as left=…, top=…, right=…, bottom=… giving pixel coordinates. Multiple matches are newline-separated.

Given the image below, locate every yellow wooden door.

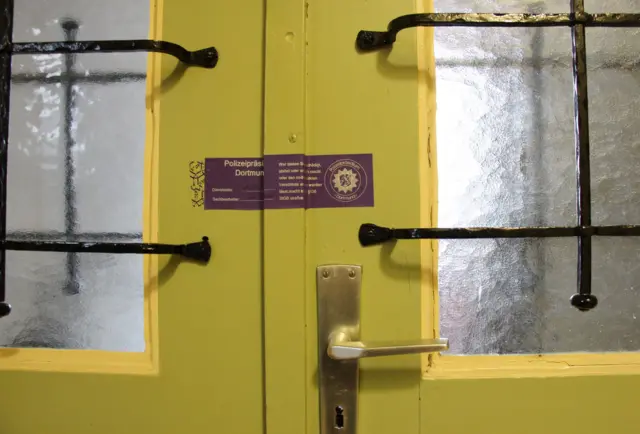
left=0, top=0, right=265, bottom=433
left=264, top=1, right=640, bottom=433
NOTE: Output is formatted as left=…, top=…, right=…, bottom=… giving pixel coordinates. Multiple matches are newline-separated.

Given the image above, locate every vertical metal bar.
left=528, top=2, right=545, bottom=348
left=61, top=19, right=80, bottom=294
left=0, top=0, right=14, bottom=315
left=570, top=0, right=597, bottom=311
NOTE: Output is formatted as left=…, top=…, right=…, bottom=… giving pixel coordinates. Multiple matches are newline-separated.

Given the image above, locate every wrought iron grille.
left=0, top=0, right=216, bottom=318
left=357, top=1, right=640, bottom=312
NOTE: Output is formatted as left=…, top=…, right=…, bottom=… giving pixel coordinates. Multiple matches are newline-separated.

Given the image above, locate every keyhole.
left=335, top=406, right=344, bottom=429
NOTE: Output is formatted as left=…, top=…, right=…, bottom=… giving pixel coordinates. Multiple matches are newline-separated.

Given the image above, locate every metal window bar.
left=0, top=0, right=217, bottom=318
left=357, top=3, right=640, bottom=311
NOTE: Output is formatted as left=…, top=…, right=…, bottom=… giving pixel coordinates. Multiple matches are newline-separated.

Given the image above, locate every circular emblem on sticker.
left=324, top=159, right=368, bottom=203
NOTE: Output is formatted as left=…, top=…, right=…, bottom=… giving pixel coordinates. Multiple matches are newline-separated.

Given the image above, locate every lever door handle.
left=328, top=327, right=448, bottom=360
left=317, top=265, right=449, bottom=434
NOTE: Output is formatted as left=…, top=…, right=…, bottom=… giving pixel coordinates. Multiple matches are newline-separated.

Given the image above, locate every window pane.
left=8, top=52, right=146, bottom=233
left=589, top=28, right=640, bottom=225
left=2, top=1, right=148, bottom=351
left=14, top=0, right=149, bottom=41
left=440, top=238, right=575, bottom=354
left=436, top=0, right=640, bottom=355
left=434, top=0, right=569, bottom=13
left=69, top=53, right=146, bottom=233
left=440, top=238, right=640, bottom=354
left=585, top=0, right=640, bottom=12
left=2, top=251, right=143, bottom=351
left=435, top=24, right=576, bottom=353
left=435, top=26, right=575, bottom=229
left=7, top=80, right=65, bottom=231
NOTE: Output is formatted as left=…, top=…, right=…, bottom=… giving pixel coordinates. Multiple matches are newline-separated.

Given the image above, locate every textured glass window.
left=436, top=0, right=640, bottom=354
left=0, top=0, right=149, bottom=351
left=585, top=0, right=640, bottom=13
left=434, top=0, right=569, bottom=12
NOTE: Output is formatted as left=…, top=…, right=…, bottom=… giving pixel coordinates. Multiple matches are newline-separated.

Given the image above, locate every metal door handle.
left=328, top=327, right=448, bottom=360
left=317, top=265, right=449, bottom=434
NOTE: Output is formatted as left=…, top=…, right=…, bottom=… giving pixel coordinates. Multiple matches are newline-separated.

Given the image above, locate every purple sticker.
left=204, top=154, right=373, bottom=210
left=205, top=158, right=264, bottom=210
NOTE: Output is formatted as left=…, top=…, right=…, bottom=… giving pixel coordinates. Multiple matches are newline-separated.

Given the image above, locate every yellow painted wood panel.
left=295, top=0, right=640, bottom=433
left=0, top=1, right=265, bottom=433
left=421, top=376, right=640, bottom=434
left=301, top=0, right=425, bottom=433
left=263, top=2, right=307, bottom=433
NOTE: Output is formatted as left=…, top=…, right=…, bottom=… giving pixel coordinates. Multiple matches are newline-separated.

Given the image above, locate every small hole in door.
left=335, top=406, right=344, bottom=429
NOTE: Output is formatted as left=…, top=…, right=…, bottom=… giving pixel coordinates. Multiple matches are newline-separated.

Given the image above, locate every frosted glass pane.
left=585, top=0, right=640, bottom=12
left=8, top=53, right=146, bottom=234
left=435, top=25, right=575, bottom=229
left=1, top=1, right=148, bottom=351
left=436, top=0, right=640, bottom=354
left=1, top=251, right=143, bottom=351
left=434, top=0, right=569, bottom=12
left=439, top=238, right=575, bottom=354
left=589, top=28, right=640, bottom=225
left=440, top=238, right=640, bottom=354
left=14, top=0, right=149, bottom=41
left=7, top=81, right=65, bottom=232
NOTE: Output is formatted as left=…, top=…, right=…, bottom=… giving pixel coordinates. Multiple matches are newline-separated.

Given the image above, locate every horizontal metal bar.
left=6, top=230, right=141, bottom=241
left=359, top=223, right=640, bottom=246
left=2, top=236, right=211, bottom=263
left=11, top=71, right=146, bottom=85
left=357, top=13, right=640, bottom=50
left=6, top=40, right=218, bottom=68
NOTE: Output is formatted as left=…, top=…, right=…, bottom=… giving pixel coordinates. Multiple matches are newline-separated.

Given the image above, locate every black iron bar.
left=6, top=230, right=141, bottom=242
left=0, top=0, right=14, bottom=316
left=570, top=0, right=596, bottom=311
left=357, top=12, right=640, bottom=50
left=8, top=40, right=218, bottom=68
left=11, top=71, right=146, bottom=85
left=61, top=19, right=79, bottom=295
left=2, top=237, right=211, bottom=263
left=359, top=224, right=640, bottom=246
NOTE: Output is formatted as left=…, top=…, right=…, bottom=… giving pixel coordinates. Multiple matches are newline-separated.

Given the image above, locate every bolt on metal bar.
left=356, top=12, right=640, bottom=51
